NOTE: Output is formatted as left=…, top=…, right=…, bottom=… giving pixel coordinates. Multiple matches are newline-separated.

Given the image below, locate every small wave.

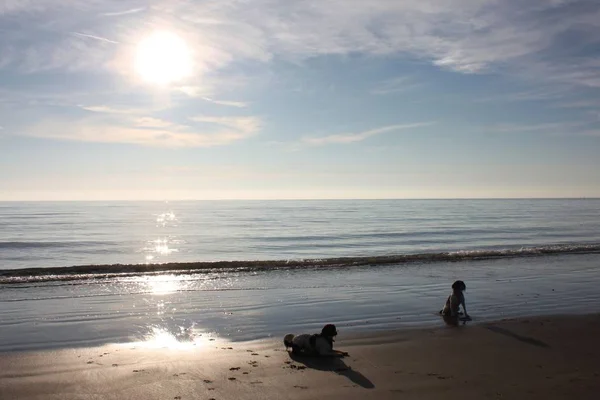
left=0, top=287, right=276, bottom=303
left=1, top=242, right=600, bottom=284
left=0, top=240, right=112, bottom=249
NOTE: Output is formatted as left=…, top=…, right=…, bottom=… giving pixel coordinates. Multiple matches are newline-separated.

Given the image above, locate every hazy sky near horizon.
left=1, top=0, right=600, bottom=200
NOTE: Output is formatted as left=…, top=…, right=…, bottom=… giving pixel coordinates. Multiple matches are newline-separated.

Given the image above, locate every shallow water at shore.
left=1, top=252, right=599, bottom=352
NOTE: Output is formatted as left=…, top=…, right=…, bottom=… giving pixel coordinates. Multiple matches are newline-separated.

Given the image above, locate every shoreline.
left=3, top=252, right=600, bottom=352
left=3, top=244, right=600, bottom=283
left=0, top=312, right=594, bottom=355
left=2, top=314, right=599, bottom=399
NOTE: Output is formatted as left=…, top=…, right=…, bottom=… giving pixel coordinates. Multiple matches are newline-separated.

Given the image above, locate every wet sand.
left=1, top=314, right=599, bottom=400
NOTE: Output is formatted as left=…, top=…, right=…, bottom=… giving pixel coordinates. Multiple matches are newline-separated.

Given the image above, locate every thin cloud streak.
left=21, top=114, right=262, bottom=148
left=201, top=97, right=248, bottom=108
left=370, top=77, right=423, bottom=95
left=134, top=117, right=179, bottom=129
left=72, top=32, right=119, bottom=45
left=79, top=105, right=139, bottom=114
left=553, top=100, right=600, bottom=109
left=303, top=122, right=435, bottom=145
left=486, top=121, right=589, bottom=134
left=190, top=115, right=262, bottom=133
left=101, top=7, right=145, bottom=17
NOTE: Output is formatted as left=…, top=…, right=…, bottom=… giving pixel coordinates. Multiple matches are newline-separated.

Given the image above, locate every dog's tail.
left=283, top=333, right=295, bottom=349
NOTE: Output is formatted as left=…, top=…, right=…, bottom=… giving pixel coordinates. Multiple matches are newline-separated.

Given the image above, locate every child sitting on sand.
left=284, top=324, right=348, bottom=357
left=440, top=280, right=471, bottom=320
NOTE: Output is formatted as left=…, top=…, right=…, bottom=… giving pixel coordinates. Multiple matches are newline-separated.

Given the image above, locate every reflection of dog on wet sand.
left=284, top=324, right=349, bottom=357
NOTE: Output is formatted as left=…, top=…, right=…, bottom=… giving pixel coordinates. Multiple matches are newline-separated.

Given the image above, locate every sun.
left=135, top=31, right=192, bottom=85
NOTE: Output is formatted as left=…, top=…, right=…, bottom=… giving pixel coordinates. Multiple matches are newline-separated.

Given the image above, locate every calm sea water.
left=1, top=199, right=600, bottom=351
left=1, top=199, right=600, bottom=271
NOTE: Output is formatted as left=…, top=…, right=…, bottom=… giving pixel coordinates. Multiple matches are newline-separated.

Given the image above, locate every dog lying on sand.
left=284, top=324, right=348, bottom=357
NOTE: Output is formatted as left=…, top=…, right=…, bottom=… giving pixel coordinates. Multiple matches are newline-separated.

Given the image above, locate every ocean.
left=1, top=199, right=600, bottom=351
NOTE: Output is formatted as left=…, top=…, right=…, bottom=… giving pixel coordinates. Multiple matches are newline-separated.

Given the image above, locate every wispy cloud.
left=190, top=115, right=262, bottom=135
left=370, top=77, right=422, bottom=95
left=486, top=121, right=588, bottom=134
left=201, top=97, right=248, bottom=108
left=101, top=8, right=145, bottom=17
left=553, top=100, right=600, bottom=109
left=303, top=122, right=434, bottom=146
left=3, top=0, right=600, bottom=149
left=176, top=86, right=211, bottom=98
left=79, top=105, right=136, bottom=114
left=3, top=0, right=600, bottom=90
left=71, top=32, right=119, bottom=45
left=475, top=86, right=575, bottom=104
left=21, top=113, right=262, bottom=148
left=134, top=117, right=180, bottom=129
left=580, top=129, right=600, bottom=137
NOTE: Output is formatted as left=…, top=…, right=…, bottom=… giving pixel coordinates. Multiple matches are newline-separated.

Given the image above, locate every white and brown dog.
left=284, top=324, right=348, bottom=357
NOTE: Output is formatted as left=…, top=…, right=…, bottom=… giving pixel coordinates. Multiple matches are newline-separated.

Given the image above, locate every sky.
left=1, top=0, right=600, bottom=201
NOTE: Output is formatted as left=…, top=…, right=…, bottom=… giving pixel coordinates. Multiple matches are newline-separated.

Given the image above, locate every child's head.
left=451, top=280, right=466, bottom=292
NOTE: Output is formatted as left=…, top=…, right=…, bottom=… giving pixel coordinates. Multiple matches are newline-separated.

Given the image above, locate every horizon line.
left=1, top=197, right=599, bottom=203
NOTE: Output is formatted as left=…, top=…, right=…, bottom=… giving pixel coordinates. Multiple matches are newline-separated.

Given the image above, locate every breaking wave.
left=2, top=242, right=600, bottom=284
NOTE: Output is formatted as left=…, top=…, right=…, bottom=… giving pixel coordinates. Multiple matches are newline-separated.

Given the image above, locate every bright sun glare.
left=135, top=31, right=192, bottom=85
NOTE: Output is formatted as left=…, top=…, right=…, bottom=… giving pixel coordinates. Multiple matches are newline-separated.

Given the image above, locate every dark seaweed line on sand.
left=2, top=244, right=600, bottom=284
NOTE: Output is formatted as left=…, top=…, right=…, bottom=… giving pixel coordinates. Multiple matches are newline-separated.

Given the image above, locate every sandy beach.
left=2, top=314, right=599, bottom=400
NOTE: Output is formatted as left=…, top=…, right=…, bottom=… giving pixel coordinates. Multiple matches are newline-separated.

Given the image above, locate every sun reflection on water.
left=144, top=210, right=180, bottom=263
left=153, top=238, right=177, bottom=255
left=137, top=274, right=187, bottom=295
left=156, top=211, right=177, bottom=227
left=129, top=326, right=213, bottom=350
left=143, top=237, right=179, bottom=263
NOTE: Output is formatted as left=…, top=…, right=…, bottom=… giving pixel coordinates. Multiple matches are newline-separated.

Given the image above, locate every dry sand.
left=1, top=314, right=599, bottom=400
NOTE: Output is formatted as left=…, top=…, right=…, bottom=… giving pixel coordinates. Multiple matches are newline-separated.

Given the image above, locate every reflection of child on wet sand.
left=440, top=280, right=471, bottom=321
left=284, top=324, right=349, bottom=357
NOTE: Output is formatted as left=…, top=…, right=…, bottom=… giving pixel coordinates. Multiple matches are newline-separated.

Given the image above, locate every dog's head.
left=321, top=324, right=338, bottom=338
left=283, top=333, right=295, bottom=348
left=452, top=280, right=466, bottom=291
